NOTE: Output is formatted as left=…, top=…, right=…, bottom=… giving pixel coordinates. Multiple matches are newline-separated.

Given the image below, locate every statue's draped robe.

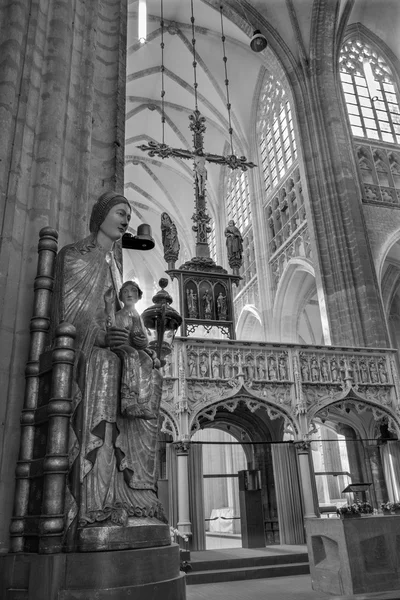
left=114, top=309, right=157, bottom=418
left=50, top=235, right=164, bottom=533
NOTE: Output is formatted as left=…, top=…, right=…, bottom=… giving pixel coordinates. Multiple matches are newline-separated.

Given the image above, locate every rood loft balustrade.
left=159, top=338, right=400, bottom=440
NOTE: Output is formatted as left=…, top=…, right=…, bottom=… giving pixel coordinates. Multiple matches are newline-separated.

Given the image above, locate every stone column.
left=295, top=441, right=318, bottom=518
left=365, top=441, right=388, bottom=507
left=174, top=441, right=192, bottom=541
left=0, top=0, right=128, bottom=553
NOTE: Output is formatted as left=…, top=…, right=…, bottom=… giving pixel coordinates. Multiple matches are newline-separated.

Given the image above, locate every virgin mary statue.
left=50, top=191, right=166, bottom=550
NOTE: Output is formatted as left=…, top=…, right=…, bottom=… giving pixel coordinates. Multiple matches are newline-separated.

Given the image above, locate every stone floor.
left=186, top=546, right=400, bottom=600
left=187, top=574, right=330, bottom=600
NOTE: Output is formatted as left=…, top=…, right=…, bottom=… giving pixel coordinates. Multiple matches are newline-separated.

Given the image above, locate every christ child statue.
left=104, top=280, right=158, bottom=419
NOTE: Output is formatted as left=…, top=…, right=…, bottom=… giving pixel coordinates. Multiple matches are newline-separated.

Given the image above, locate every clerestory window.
left=257, top=73, right=297, bottom=199
left=339, top=38, right=400, bottom=144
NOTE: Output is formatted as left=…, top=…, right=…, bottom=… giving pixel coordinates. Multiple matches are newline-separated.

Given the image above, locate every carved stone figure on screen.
left=379, top=361, right=388, bottom=383
left=257, top=357, right=266, bottom=379
left=268, top=357, right=278, bottom=381
left=360, top=360, right=369, bottom=383
left=216, top=292, right=227, bottom=320
left=369, top=360, right=379, bottom=383
left=321, top=358, right=329, bottom=382
left=202, top=289, right=212, bottom=319
left=50, top=191, right=166, bottom=544
left=278, top=356, right=287, bottom=380
left=310, top=357, right=319, bottom=381
left=188, top=353, right=197, bottom=377
left=223, top=355, right=232, bottom=379
left=225, top=220, right=243, bottom=273
left=186, top=288, right=198, bottom=318
left=301, top=360, right=310, bottom=381
left=161, top=212, right=180, bottom=267
left=212, top=355, right=221, bottom=378
left=246, top=356, right=255, bottom=380
left=200, top=355, right=209, bottom=377
left=331, top=359, right=339, bottom=382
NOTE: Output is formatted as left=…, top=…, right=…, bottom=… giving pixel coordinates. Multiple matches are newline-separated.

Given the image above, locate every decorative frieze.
left=160, top=339, right=399, bottom=440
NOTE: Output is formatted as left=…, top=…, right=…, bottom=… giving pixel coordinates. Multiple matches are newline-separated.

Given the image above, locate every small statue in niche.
left=268, top=357, right=278, bottom=381
left=161, top=212, right=180, bottom=268
left=216, top=292, right=227, bottom=320
left=223, top=355, right=232, bottom=379
left=310, top=357, right=320, bottom=382
left=350, top=360, right=359, bottom=384
left=321, top=358, right=329, bottom=382
left=202, top=289, right=212, bottom=319
left=257, top=357, right=266, bottom=380
left=186, top=288, right=198, bottom=318
left=225, top=220, right=243, bottom=274
left=278, top=356, right=287, bottom=380
left=378, top=361, right=388, bottom=383
left=360, top=360, right=369, bottom=383
left=199, top=355, right=209, bottom=377
left=369, top=360, right=379, bottom=383
left=212, top=355, right=221, bottom=379
left=188, top=354, right=198, bottom=377
left=246, top=356, right=255, bottom=380
left=301, top=361, right=310, bottom=381
left=330, top=359, right=339, bottom=382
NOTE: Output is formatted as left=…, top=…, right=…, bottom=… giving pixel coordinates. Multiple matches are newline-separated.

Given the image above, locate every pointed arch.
left=236, top=304, right=262, bottom=341
left=272, top=258, right=323, bottom=344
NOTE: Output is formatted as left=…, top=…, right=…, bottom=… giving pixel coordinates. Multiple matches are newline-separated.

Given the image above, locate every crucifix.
left=138, top=3, right=255, bottom=260
left=138, top=109, right=255, bottom=258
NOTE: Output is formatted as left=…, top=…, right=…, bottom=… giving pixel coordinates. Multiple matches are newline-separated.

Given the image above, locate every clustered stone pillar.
left=174, top=441, right=192, bottom=543
left=295, top=441, right=318, bottom=519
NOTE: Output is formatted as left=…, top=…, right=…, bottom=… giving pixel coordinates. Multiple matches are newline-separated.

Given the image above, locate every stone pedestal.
left=306, top=516, right=400, bottom=596
left=0, top=543, right=186, bottom=600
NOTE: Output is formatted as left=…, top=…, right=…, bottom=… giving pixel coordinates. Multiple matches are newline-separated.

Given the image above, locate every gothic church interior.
left=1, top=0, right=400, bottom=576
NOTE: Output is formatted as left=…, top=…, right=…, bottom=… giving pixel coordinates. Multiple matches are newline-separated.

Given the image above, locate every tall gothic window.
left=225, top=170, right=251, bottom=231
left=257, top=74, right=297, bottom=199
left=339, top=39, right=400, bottom=144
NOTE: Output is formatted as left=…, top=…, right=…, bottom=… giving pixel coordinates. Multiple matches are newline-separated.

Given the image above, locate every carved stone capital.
left=294, top=440, right=311, bottom=453
left=173, top=441, right=190, bottom=455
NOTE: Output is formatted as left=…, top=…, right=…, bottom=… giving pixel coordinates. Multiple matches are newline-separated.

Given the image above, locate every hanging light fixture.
left=138, top=0, right=147, bottom=44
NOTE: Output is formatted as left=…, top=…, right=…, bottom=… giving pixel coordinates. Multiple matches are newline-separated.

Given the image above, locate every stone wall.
left=0, top=0, right=127, bottom=553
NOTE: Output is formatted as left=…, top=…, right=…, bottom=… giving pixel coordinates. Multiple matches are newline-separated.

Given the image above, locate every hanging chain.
left=220, top=5, right=234, bottom=155
left=160, top=0, right=166, bottom=144
left=190, top=0, right=199, bottom=112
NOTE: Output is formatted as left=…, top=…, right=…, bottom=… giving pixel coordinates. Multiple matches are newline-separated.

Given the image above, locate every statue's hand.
left=106, top=326, right=129, bottom=348
left=104, top=286, right=116, bottom=306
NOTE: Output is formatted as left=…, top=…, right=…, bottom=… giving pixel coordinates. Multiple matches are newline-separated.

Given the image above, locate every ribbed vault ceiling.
left=125, top=0, right=264, bottom=289
left=124, top=0, right=400, bottom=297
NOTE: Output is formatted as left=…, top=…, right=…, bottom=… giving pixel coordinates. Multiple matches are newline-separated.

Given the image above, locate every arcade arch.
left=272, top=259, right=324, bottom=344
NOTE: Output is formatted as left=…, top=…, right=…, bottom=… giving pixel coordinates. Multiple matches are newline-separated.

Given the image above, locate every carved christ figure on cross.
left=138, top=110, right=255, bottom=202
left=193, top=151, right=207, bottom=197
